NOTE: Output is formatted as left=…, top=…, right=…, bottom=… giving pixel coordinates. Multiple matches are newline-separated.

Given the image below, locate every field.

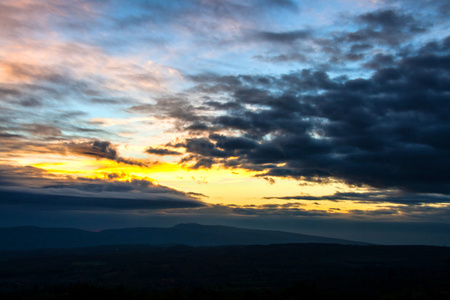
left=1, top=243, right=449, bottom=299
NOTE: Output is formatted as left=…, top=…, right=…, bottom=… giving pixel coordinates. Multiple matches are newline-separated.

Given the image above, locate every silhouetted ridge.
left=0, top=224, right=367, bottom=250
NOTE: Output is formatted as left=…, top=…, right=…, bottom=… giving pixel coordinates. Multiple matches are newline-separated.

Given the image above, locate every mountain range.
left=0, top=223, right=366, bottom=250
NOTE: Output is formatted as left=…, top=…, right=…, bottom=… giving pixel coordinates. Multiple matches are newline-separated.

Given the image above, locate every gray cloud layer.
left=0, top=165, right=205, bottom=211
left=264, top=191, right=450, bottom=205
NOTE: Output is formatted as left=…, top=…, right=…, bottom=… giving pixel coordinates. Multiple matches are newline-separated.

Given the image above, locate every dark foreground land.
left=0, top=243, right=449, bottom=299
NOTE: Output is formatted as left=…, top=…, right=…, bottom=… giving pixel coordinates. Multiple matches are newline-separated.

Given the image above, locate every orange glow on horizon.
left=24, top=157, right=394, bottom=213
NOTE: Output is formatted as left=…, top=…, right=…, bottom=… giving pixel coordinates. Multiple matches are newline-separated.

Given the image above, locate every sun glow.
left=26, top=157, right=388, bottom=213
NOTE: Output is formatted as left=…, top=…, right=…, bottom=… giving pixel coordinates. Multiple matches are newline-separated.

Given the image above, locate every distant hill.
left=0, top=223, right=366, bottom=250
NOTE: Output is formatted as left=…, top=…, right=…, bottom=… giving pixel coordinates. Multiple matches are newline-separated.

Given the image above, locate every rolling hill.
left=0, top=223, right=366, bottom=250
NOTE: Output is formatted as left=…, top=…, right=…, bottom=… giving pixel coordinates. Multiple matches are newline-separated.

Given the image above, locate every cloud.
left=0, top=190, right=202, bottom=211
left=145, top=147, right=182, bottom=156
left=248, top=7, right=431, bottom=68
left=0, top=165, right=205, bottom=211
left=254, top=53, right=307, bottom=63
left=66, top=140, right=148, bottom=166
left=141, top=35, right=450, bottom=196
left=230, top=206, right=328, bottom=217
left=167, top=202, right=332, bottom=218
left=186, top=191, right=209, bottom=198
left=0, top=0, right=449, bottom=228
left=0, top=139, right=149, bottom=167
left=253, top=30, right=311, bottom=44
left=0, top=165, right=54, bottom=188
left=111, top=0, right=300, bottom=52
left=164, top=201, right=450, bottom=225
left=264, top=191, right=450, bottom=205
left=67, top=140, right=119, bottom=160
left=22, top=124, right=62, bottom=137
left=340, top=9, right=426, bottom=46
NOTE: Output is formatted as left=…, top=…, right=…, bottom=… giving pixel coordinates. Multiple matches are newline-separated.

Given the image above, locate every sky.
left=0, top=0, right=449, bottom=245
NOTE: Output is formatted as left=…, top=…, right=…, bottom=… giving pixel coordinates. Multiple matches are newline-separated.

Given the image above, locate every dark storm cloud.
left=184, top=138, right=227, bottom=157
left=363, top=53, right=396, bottom=69
left=66, top=140, right=147, bottom=166
left=211, top=134, right=258, bottom=150
left=68, top=140, right=118, bottom=160
left=350, top=43, right=373, bottom=53
left=344, top=9, right=426, bottom=46
left=146, top=35, right=450, bottom=197
left=145, top=147, right=182, bottom=156
left=191, top=157, right=215, bottom=169
left=185, top=122, right=211, bottom=132
left=358, top=9, right=416, bottom=28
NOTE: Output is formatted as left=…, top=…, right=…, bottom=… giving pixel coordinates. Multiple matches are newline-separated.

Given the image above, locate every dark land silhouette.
left=0, top=224, right=449, bottom=299
left=0, top=223, right=366, bottom=250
